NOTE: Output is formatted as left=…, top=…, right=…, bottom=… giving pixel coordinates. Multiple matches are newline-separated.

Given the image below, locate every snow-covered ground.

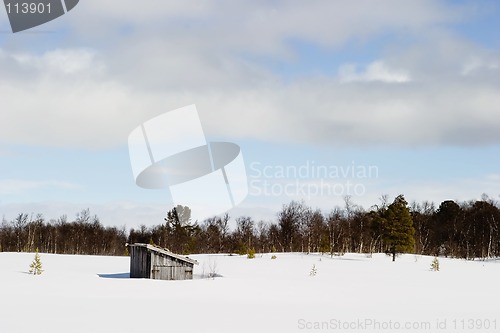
left=0, top=252, right=499, bottom=333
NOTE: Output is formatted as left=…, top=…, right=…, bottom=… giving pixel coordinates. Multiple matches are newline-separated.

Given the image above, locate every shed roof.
left=128, top=243, right=199, bottom=265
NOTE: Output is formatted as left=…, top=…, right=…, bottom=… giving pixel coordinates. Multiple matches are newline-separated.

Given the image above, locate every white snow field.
left=1, top=252, right=499, bottom=333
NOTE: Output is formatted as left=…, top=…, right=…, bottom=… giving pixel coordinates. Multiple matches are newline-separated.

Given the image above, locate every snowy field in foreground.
left=0, top=252, right=499, bottom=333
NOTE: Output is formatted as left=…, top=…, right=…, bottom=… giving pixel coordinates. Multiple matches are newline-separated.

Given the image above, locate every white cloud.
left=7, top=48, right=102, bottom=77
left=339, top=61, right=411, bottom=83
left=0, top=200, right=174, bottom=228
left=0, top=0, right=498, bottom=149
left=66, top=0, right=462, bottom=55
left=0, top=172, right=498, bottom=227
left=42, top=49, right=102, bottom=75
left=461, top=55, right=500, bottom=76
left=380, top=177, right=500, bottom=208
left=486, top=174, right=500, bottom=182
left=0, top=180, right=81, bottom=195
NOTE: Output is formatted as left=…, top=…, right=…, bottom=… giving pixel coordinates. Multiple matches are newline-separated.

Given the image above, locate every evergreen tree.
left=380, top=195, right=415, bottom=261
left=430, top=257, right=440, bottom=271
left=247, top=247, right=256, bottom=259
left=164, top=205, right=199, bottom=254
left=310, top=264, right=317, bottom=276
left=29, top=248, right=43, bottom=275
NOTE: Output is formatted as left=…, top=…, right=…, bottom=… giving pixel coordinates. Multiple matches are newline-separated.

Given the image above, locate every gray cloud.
left=0, top=0, right=498, bottom=148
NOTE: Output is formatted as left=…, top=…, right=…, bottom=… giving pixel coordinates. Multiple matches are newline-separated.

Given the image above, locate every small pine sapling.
left=271, top=255, right=277, bottom=260
left=430, top=257, right=440, bottom=271
left=310, top=264, right=317, bottom=276
left=29, top=248, right=44, bottom=275
left=247, top=248, right=256, bottom=259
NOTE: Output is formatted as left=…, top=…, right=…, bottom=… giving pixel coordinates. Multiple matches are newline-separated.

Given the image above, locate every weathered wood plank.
left=129, top=243, right=196, bottom=280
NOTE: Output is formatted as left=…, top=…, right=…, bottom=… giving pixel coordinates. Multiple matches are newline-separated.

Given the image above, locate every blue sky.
left=0, top=0, right=499, bottom=227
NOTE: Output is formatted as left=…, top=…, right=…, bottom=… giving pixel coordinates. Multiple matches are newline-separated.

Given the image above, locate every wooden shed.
left=128, top=243, right=198, bottom=280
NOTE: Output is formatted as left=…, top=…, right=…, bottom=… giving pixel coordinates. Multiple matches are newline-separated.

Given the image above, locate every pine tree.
left=310, top=264, right=317, bottom=276
left=247, top=247, right=256, bottom=259
left=164, top=205, right=199, bottom=254
left=29, top=248, right=43, bottom=275
left=430, top=257, right=440, bottom=271
left=379, top=195, right=415, bottom=261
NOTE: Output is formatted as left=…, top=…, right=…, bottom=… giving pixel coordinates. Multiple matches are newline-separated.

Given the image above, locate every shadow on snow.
left=97, top=272, right=130, bottom=279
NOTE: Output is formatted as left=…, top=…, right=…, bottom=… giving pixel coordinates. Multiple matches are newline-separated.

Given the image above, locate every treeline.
left=1, top=195, right=500, bottom=259
left=0, top=209, right=127, bottom=256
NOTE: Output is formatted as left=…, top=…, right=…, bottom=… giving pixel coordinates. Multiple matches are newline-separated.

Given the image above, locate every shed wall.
left=129, top=246, right=151, bottom=278
left=129, top=244, right=195, bottom=280
left=151, top=252, right=193, bottom=280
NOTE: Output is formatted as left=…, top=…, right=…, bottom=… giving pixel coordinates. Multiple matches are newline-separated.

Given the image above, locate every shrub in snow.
left=29, top=248, right=44, bottom=275
left=310, top=264, right=317, bottom=277
left=208, top=258, right=218, bottom=279
left=247, top=248, right=256, bottom=259
left=236, top=242, right=247, bottom=256
left=430, top=257, right=440, bottom=271
left=271, top=255, right=277, bottom=260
